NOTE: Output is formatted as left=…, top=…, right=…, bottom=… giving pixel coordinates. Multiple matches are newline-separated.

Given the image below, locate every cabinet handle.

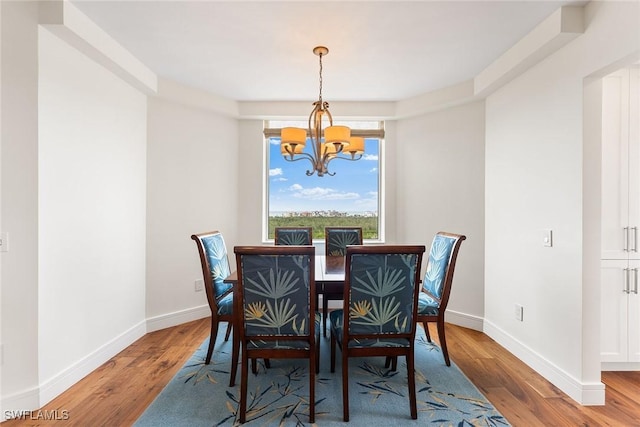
left=633, top=227, right=638, bottom=252
left=624, top=268, right=630, bottom=293
left=634, top=268, right=639, bottom=295
left=624, top=227, right=630, bottom=252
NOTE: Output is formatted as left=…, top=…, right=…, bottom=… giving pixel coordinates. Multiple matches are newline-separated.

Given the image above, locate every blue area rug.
left=135, top=324, right=510, bottom=426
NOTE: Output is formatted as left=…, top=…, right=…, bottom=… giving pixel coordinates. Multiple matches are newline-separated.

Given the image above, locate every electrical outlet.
left=0, top=232, right=8, bottom=252
left=194, top=279, right=204, bottom=292
left=515, top=304, right=524, bottom=321
left=542, top=229, right=552, bottom=247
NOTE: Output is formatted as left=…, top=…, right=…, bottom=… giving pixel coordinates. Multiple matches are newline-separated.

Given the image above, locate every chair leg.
left=437, top=320, right=451, bottom=366
left=224, top=322, right=232, bottom=341
left=316, top=335, right=320, bottom=374
left=239, top=352, right=249, bottom=424
left=251, top=358, right=257, bottom=374
left=407, top=352, right=417, bottom=419
left=206, top=319, right=219, bottom=365
left=330, top=331, right=336, bottom=373
left=342, top=350, right=350, bottom=422
left=323, top=296, right=329, bottom=338
left=391, top=356, right=398, bottom=372
left=309, top=348, right=316, bottom=423
left=264, top=359, right=271, bottom=369
left=229, top=328, right=240, bottom=387
left=423, top=321, right=432, bottom=342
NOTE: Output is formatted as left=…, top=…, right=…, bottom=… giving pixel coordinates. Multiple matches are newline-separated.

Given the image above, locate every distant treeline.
left=268, top=216, right=378, bottom=240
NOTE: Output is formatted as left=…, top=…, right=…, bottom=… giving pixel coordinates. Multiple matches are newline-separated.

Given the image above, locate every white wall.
left=2, top=2, right=149, bottom=412
left=1, top=1, right=40, bottom=410
left=484, top=0, right=639, bottom=404
left=396, top=101, right=486, bottom=329
left=37, top=28, right=147, bottom=403
left=145, top=97, right=239, bottom=330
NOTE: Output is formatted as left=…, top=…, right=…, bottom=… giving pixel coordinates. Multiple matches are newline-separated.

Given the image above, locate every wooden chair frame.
left=322, top=227, right=363, bottom=337
left=330, top=245, right=425, bottom=421
left=234, top=245, right=318, bottom=424
left=190, top=230, right=238, bottom=387
left=274, top=226, right=313, bottom=245
left=417, top=231, right=466, bottom=366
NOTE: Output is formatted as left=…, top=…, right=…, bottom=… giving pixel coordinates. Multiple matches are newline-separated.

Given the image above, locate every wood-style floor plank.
left=2, top=319, right=639, bottom=426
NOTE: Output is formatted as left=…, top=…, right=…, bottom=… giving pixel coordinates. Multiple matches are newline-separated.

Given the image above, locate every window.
left=264, top=120, right=384, bottom=241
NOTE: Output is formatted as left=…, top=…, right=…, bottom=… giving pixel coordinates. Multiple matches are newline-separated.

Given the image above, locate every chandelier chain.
left=318, top=51, right=323, bottom=102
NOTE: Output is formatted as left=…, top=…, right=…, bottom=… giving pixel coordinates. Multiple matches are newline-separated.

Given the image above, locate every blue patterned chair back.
left=422, top=233, right=462, bottom=304
left=201, top=232, right=233, bottom=300
left=345, top=246, right=424, bottom=337
left=236, top=246, right=315, bottom=345
left=274, top=227, right=313, bottom=246
left=325, top=227, right=363, bottom=257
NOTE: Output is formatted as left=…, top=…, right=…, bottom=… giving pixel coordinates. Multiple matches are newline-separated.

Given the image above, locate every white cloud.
left=369, top=167, right=378, bottom=173
left=287, top=184, right=359, bottom=201
left=269, top=168, right=283, bottom=177
left=363, top=154, right=378, bottom=161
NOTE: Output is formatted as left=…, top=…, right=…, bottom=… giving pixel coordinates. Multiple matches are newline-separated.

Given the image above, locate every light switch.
left=542, top=229, right=552, bottom=247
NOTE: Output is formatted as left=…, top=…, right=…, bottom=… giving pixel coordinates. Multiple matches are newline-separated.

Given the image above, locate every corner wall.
left=37, top=27, right=148, bottom=404
left=145, top=97, right=239, bottom=330
left=484, top=0, right=639, bottom=404
left=2, top=2, right=149, bottom=412
left=396, top=101, right=486, bottom=329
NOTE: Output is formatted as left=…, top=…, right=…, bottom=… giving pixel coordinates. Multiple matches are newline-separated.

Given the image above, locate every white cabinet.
left=601, top=67, right=640, bottom=260
left=601, top=259, right=640, bottom=363
left=601, top=67, right=640, bottom=366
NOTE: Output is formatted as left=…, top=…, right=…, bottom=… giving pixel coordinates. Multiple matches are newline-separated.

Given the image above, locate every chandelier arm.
left=308, top=103, right=321, bottom=162
left=324, top=153, right=364, bottom=168
left=282, top=152, right=315, bottom=163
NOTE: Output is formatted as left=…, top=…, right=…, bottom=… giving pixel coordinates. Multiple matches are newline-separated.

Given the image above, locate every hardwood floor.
left=2, top=318, right=639, bottom=426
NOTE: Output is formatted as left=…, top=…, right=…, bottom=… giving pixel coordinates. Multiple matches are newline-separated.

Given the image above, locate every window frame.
left=263, top=120, right=385, bottom=244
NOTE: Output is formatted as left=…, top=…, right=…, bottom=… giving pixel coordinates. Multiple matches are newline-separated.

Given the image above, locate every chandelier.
left=280, top=46, right=364, bottom=177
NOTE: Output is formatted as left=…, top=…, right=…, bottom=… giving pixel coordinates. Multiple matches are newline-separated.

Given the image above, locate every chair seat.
left=329, top=310, right=411, bottom=348
left=417, top=292, right=440, bottom=316
left=216, top=292, right=233, bottom=316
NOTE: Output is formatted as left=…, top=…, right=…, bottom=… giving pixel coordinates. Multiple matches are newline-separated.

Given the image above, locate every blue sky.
left=268, top=138, right=379, bottom=213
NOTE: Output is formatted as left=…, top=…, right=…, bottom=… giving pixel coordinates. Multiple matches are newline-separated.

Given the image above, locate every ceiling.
left=69, top=0, right=586, bottom=102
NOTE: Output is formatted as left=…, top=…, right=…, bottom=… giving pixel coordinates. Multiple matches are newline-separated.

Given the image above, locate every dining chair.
left=322, top=227, right=363, bottom=337
left=234, top=245, right=319, bottom=424
left=416, top=231, right=466, bottom=366
left=274, top=226, right=313, bottom=246
left=324, top=227, right=363, bottom=257
left=190, top=230, right=238, bottom=385
left=329, top=245, right=425, bottom=421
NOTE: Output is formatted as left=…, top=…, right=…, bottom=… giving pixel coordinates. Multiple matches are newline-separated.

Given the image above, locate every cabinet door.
left=601, top=259, right=629, bottom=362
left=602, top=71, right=631, bottom=260
left=628, top=67, right=640, bottom=261
left=629, top=260, right=640, bottom=362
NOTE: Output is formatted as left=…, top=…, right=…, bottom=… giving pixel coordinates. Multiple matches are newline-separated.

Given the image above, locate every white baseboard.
left=445, top=309, right=484, bottom=332
left=145, top=305, right=210, bottom=332
left=2, top=320, right=147, bottom=418
left=602, top=361, right=640, bottom=371
left=2, top=386, right=40, bottom=420
left=483, top=319, right=605, bottom=405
